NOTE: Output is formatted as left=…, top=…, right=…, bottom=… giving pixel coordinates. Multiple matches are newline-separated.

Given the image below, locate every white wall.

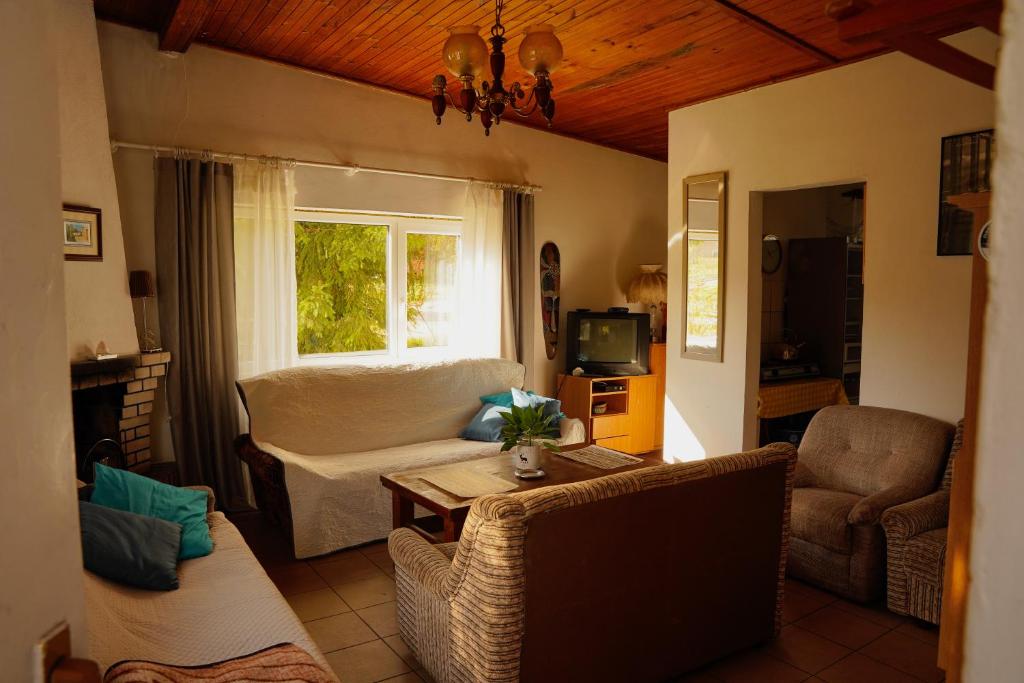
left=0, top=0, right=87, bottom=676
left=965, top=1, right=1024, bottom=678
left=99, top=21, right=667, bottom=404
left=665, top=30, right=997, bottom=459
left=58, top=0, right=137, bottom=360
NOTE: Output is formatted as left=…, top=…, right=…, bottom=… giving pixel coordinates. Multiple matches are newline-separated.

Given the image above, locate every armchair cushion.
left=792, top=487, right=861, bottom=553
left=388, top=528, right=452, bottom=599
left=848, top=485, right=919, bottom=526
left=793, top=460, right=816, bottom=488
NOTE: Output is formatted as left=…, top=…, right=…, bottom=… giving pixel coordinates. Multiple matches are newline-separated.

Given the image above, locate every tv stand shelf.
left=557, top=343, right=666, bottom=455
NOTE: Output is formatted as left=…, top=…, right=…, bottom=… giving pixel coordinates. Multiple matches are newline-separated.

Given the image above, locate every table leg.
left=392, top=491, right=414, bottom=530
left=442, top=516, right=458, bottom=543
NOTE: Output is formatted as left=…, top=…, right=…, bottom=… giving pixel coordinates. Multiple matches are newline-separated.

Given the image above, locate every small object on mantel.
left=94, top=341, right=117, bottom=361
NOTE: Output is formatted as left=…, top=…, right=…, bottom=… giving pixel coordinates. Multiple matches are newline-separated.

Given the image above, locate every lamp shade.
left=443, top=25, right=488, bottom=78
left=626, top=264, right=667, bottom=305
left=128, top=270, right=155, bottom=299
left=518, top=24, right=563, bottom=75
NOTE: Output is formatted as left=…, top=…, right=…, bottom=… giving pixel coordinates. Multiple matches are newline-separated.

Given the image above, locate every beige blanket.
left=85, top=512, right=334, bottom=680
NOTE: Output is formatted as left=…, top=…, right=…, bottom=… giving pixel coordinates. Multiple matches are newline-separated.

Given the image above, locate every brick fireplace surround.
left=71, top=352, right=170, bottom=470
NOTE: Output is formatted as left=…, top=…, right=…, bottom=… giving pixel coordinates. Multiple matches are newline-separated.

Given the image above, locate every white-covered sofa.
left=236, top=358, right=585, bottom=558
left=85, top=490, right=334, bottom=679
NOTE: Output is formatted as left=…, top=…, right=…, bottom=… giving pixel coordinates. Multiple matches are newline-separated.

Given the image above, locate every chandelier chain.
left=491, top=0, right=505, bottom=37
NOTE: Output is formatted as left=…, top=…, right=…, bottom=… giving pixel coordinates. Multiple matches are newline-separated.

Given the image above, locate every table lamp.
left=129, top=270, right=161, bottom=352
left=627, top=264, right=668, bottom=342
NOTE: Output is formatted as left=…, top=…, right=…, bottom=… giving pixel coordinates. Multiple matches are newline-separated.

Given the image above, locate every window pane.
left=406, top=233, right=458, bottom=348
left=295, top=222, right=388, bottom=355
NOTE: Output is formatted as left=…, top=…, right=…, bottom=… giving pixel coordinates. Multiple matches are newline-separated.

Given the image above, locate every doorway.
left=756, top=182, right=865, bottom=446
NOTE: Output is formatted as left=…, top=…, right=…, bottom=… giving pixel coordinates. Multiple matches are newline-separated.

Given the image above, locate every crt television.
left=566, top=311, right=650, bottom=376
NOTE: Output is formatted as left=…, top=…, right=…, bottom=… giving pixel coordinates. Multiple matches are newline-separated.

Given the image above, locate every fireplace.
left=70, top=352, right=171, bottom=480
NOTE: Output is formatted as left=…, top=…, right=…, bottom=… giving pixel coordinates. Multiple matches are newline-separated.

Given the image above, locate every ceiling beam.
left=827, top=0, right=1003, bottom=44
left=159, top=0, right=213, bottom=53
left=705, top=0, right=838, bottom=65
left=887, top=32, right=995, bottom=89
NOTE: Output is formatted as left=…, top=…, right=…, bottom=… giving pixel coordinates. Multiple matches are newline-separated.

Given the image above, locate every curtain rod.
left=109, top=140, right=542, bottom=194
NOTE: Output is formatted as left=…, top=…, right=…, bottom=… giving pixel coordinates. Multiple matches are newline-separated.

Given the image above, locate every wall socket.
left=34, top=621, right=70, bottom=683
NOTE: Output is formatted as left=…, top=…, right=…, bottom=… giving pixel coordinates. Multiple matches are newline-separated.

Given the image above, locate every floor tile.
left=286, top=588, right=351, bottom=622
left=369, top=552, right=397, bottom=577
left=304, top=612, right=378, bottom=653
left=358, top=601, right=400, bottom=638
left=833, top=599, right=906, bottom=629
left=384, top=634, right=422, bottom=670
left=360, top=541, right=390, bottom=558
left=310, top=550, right=383, bottom=584
left=894, top=620, right=941, bottom=647
left=796, top=604, right=890, bottom=649
left=380, top=674, right=422, bottom=682
left=817, top=653, right=920, bottom=683
left=333, top=573, right=398, bottom=609
left=325, top=639, right=411, bottom=683
left=783, top=588, right=832, bottom=625
left=786, top=579, right=840, bottom=607
left=708, top=649, right=809, bottom=682
left=765, top=624, right=851, bottom=674
left=670, top=668, right=724, bottom=682
left=266, top=562, right=328, bottom=596
left=861, top=630, right=944, bottom=682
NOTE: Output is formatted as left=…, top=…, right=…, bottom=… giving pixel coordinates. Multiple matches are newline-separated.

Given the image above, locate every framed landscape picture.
left=937, top=129, right=994, bottom=256
left=63, top=204, right=103, bottom=261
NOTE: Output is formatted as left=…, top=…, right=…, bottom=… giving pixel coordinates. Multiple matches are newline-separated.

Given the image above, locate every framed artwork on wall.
left=63, top=204, right=103, bottom=261
left=937, top=129, right=994, bottom=256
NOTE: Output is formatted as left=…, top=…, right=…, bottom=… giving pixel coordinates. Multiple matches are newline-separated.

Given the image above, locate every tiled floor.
left=231, top=512, right=944, bottom=683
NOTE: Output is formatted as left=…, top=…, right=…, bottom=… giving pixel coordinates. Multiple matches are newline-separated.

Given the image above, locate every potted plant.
left=499, top=404, right=561, bottom=479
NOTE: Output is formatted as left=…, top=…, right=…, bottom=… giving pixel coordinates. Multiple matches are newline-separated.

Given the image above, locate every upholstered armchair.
left=882, top=419, right=963, bottom=624
left=389, top=445, right=797, bottom=683
left=788, top=406, right=954, bottom=603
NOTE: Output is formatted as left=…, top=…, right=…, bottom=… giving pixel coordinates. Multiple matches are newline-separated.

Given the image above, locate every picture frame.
left=63, top=204, right=103, bottom=261
left=937, top=129, right=994, bottom=256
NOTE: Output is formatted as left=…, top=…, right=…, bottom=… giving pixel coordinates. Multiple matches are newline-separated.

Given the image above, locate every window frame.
left=291, top=208, right=463, bottom=366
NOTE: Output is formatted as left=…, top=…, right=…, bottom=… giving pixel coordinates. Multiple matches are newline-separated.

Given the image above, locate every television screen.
left=576, top=318, right=638, bottom=363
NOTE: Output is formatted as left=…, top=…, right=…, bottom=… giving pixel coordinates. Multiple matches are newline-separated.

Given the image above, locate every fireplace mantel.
left=70, top=351, right=171, bottom=471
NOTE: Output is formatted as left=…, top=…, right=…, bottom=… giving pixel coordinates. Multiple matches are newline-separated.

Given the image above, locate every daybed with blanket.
left=236, top=358, right=586, bottom=558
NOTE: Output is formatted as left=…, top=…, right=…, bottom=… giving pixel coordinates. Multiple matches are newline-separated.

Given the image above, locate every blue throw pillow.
left=511, top=387, right=563, bottom=421
left=460, top=403, right=511, bottom=442
left=79, top=501, right=181, bottom=590
left=91, top=464, right=213, bottom=560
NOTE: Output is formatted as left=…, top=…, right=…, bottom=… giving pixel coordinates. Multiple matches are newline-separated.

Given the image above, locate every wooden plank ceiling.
left=93, top=0, right=982, bottom=160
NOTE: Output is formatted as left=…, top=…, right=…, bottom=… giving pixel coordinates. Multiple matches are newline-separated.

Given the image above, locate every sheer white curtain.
left=458, top=182, right=504, bottom=358
left=234, top=158, right=297, bottom=379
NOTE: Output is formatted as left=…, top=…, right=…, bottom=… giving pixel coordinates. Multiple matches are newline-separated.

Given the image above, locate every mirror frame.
left=681, top=171, right=727, bottom=362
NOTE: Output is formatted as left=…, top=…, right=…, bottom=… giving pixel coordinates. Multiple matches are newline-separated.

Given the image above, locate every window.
left=292, top=210, right=462, bottom=362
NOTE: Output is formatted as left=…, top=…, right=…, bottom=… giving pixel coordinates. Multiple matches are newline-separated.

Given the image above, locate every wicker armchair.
left=881, top=419, right=963, bottom=624
left=389, top=445, right=796, bottom=683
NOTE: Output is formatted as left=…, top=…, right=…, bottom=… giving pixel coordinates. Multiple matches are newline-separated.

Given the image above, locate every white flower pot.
left=514, top=442, right=545, bottom=479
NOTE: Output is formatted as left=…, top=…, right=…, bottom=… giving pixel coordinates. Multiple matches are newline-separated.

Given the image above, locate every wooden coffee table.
left=380, top=445, right=663, bottom=543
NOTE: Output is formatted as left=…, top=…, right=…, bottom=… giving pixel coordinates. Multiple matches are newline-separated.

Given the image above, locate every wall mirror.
left=682, top=171, right=727, bottom=361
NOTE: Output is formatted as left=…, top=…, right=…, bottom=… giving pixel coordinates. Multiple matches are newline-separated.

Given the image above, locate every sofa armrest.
left=556, top=417, right=586, bottom=446
left=881, top=490, right=950, bottom=541
left=388, top=528, right=453, bottom=599
left=184, top=485, right=216, bottom=514
left=848, top=485, right=918, bottom=526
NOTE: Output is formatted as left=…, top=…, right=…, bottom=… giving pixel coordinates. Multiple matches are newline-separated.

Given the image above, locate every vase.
left=514, top=440, right=545, bottom=479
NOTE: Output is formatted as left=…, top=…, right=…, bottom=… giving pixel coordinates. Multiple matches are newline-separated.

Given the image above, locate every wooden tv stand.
left=557, top=343, right=665, bottom=454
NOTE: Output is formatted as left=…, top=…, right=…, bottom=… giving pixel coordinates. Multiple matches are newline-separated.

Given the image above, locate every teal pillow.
left=511, top=387, right=563, bottom=421
left=90, top=464, right=212, bottom=560
left=460, top=403, right=511, bottom=442
left=479, top=390, right=517, bottom=408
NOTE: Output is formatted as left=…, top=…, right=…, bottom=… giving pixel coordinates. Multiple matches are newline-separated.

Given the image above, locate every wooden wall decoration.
left=93, top=0, right=990, bottom=161
left=539, top=242, right=560, bottom=361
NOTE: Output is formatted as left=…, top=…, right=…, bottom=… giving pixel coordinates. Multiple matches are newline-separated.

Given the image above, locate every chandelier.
left=431, top=0, right=563, bottom=136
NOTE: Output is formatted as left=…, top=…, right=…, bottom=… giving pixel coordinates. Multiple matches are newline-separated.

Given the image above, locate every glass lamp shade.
left=518, top=24, right=563, bottom=75
left=443, top=26, right=488, bottom=78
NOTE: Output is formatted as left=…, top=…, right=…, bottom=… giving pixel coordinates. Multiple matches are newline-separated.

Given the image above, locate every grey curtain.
left=155, top=157, right=247, bottom=510
left=501, top=190, right=535, bottom=367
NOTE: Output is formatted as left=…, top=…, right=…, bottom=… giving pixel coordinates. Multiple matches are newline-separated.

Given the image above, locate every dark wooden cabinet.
left=786, top=237, right=863, bottom=402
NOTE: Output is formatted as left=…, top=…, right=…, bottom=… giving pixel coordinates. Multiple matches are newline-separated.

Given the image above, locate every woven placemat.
left=558, top=445, right=643, bottom=470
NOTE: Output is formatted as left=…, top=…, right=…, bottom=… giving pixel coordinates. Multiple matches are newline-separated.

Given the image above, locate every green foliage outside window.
left=295, top=222, right=388, bottom=355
